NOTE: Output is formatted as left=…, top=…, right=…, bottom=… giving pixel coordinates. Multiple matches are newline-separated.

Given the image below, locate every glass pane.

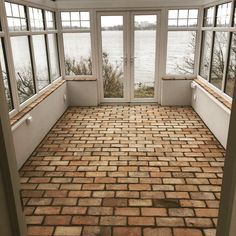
left=71, top=21, right=80, bottom=28
left=7, top=18, right=14, bottom=31
left=168, top=10, right=178, bottom=19
left=167, top=31, right=196, bottom=74
left=210, top=32, right=228, bottom=89
left=48, top=34, right=60, bottom=81
left=5, top=2, right=12, bottom=16
left=168, top=19, right=177, bottom=27
left=61, top=12, right=70, bottom=21
left=134, top=15, right=156, bottom=98
left=46, top=11, right=55, bottom=29
left=11, top=36, right=35, bottom=104
left=81, top=12, right=90, bottom=21
left=12, top=4, right=19, bottom=17
left=178, top=19, right=188, bottom=26
left=13, top=18, right=21, bottom=31
left=188, top=19, right=198, bottom=27
left=234, top=5, right=236, bottom=26
left=32, top=35, right=50, bottom=90
left=81, top=21, right=90, bottom=29
left=225, top=33, right=236, bottom=97
left=216, top=2, right=232, bottom=26
left=71, top=12, right=80, bottom=21
left=101, top=16, right=124, bottom=98
left=63, top=33, right=92, bottom=75
left=204, top=7, right=214, bottom=26
left=189, top=9, right=198, bottom=18
left=19, top=6, right=25, bottom=18
left=200, top=31, right=212, bottom=80
left=62, top=21, right=70, bottom=29
left=179, top=10, right=188, bottom=18
left=0, top=39, right=13, bottom=111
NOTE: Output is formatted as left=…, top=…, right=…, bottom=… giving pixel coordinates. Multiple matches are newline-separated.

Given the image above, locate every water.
left=12, top=31, right=194, bottom=84
left=64, top=30, right=194, bottom=82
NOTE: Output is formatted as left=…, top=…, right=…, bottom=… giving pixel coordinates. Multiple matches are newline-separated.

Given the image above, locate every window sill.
left=194, top=78, right=232, bottom=110
left=162, top=75, right=196, bottom=80
left=65, top=77, right=97, bottom=81
left=10, top=80, right=66, bottom=126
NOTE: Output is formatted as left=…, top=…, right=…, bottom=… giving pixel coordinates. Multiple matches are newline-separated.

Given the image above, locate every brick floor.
left=19, top=105, right=225, bottom=236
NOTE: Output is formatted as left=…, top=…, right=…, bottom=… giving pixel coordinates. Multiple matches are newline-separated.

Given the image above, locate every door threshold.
left=100, top=102, right=159, bottom=105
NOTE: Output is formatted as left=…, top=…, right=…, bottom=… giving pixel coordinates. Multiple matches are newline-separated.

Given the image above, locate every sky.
left=101, top=15, right=157, bottom=27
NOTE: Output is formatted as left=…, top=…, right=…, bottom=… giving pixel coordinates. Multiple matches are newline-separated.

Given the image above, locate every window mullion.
left=207, top=5, right=217, bottom=82
left=0, top=0, right=20, bottom=113
left=56, top=10, right=66, bottom=78
left=196, top=6, right=204, bottom=75
left=45, top=33, right=52, bottom=83
left=26, top=6, right=38, bottom=94
left=222, top=1, right=235, bottom=92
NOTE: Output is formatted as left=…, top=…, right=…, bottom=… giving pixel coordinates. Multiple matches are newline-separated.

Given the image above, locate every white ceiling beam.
left=55, top=0, right=218, bottom=9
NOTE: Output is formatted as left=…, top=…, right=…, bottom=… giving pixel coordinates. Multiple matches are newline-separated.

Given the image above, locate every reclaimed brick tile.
left=156, top=217, right=185, bottom=227
left=54, top=226, right=82, bottom=236
left=45, top=216, right=71, bottom=225
left=115, top=207, right=140, bottom=216
left=100, top=216, right=126, bottom=226
left=19, top=106, right=225, bottom=235
left=113, top=227, right=142, bottom=236
left=143, top=228, right=173, bottom=236
left=173, top=228, right=203, bottom=236
left=72, top=216, right=99, bottom=225
left=28, top=226, right=54, bottom=236
left=82, top=226, right=111, bottom=236
left=128, top=217, right=155, bottom=226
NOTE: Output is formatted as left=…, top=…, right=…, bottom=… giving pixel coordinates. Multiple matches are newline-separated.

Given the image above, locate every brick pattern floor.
left=19, top=105, right=225, bottom=236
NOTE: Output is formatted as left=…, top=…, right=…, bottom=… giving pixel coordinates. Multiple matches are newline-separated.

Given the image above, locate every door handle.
left=130, top=57, right=137, bottom=63
left=121, top=56, right=128, bottom=65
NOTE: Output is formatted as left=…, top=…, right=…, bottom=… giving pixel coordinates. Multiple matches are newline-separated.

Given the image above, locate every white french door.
left=98, top=11, right=160, bottom=103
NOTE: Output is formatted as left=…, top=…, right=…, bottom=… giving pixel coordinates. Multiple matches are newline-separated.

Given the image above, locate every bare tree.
left=176, top=32, right=196, bottom=75
left=16, top=70, right=35, bottom=104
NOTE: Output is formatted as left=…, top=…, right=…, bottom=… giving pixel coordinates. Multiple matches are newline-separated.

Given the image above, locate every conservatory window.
left=11, top=36, right=35, bottom=104
left=168, top=9, right=198, bottom=27
left=48, top=34, right=60, bottom=81
left=216, top=2, right=232, bottom=27
left=210, top=32, right=228, bottom=90
left=225, top=33, right=236, bottom=97
left=61, top=11, right=92, bottom=76
left=0, top=38, right=13, bottom=111
left=199, top=31, right=213, bottom=79
left=5, top=2, right=27, bottom=31
left=45, top=11, right=56, bottom=30
left=203, top=7, right=215, bottom=27
left=166, top=9, right=198, bottom=75
left=32, top=35, right=50, bottom=90
left=61, top=11, right=90, bottom=29
left=29, top=7, right=44, bottom=31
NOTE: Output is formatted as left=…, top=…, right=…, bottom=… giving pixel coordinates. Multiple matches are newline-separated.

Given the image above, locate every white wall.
left=13, top=83, right=68, bottom=169
left=161, top=79, right=193, bottom=106
left=191, top=82, right=230, bottom=149
left=67, top=81, right=98, bottom=106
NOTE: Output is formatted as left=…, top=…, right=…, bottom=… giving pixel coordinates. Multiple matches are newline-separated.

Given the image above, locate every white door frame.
left=97, top=10, right=160, bottom=103
left=130, top=11, right=160, bottom=103
left=97, top=12, right=130, bottom=103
